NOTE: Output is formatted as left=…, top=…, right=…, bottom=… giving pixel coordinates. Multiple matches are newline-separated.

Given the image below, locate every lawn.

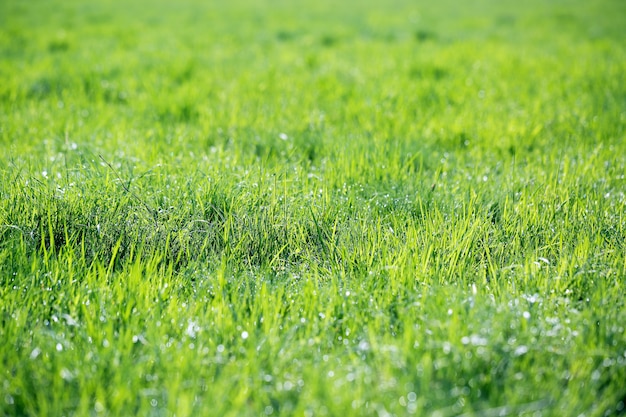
left=1, top=0, right=625, bottom=415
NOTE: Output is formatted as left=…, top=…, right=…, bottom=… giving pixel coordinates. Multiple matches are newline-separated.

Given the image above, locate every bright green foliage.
left=1, top=0, right=625, bottom=416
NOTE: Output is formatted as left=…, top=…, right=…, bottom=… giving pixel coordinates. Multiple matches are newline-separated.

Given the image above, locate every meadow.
left=1, top=0, right=625, bottom=415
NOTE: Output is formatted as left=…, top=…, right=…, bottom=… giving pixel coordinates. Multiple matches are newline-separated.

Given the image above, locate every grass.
left=1, top=0, right=625, bottom=415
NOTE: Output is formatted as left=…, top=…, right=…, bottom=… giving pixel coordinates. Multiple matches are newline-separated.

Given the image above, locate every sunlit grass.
left=1, top=0, right=625, bottom=415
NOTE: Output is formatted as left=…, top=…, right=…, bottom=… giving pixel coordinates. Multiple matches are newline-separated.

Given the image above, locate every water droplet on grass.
left=60, top=368, right=74, bottom=381
left=186, top=320, right=199, bottom=338
left=30, top=348, right=41, bottom=359
left=461, top=335, right=488, bottom=346
left=514, top=346, right=529, bottom=356
left=62, top=314, right=78, bottom=327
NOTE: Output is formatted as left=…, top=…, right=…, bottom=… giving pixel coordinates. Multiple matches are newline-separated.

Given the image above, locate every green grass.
left=1, top=0, right=625, bottom=415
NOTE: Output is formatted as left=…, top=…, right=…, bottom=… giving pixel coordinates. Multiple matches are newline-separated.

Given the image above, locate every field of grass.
left=1, top=0, right=625, bottom=415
